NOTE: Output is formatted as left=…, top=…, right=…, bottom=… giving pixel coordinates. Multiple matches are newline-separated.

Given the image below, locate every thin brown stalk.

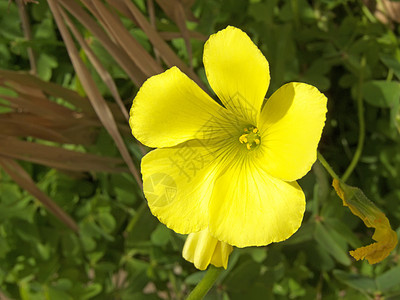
left=159, top=31, right=207, bottom=41
left=173, top=1, right=193, bottom=68
left=156, top=0, right=198, bottom=22
left=58, top=0, right=147, bottom=86
left=81, top=0, right=162, bottom=77
left=0, top=157, right=79, bottom=232
left=60, top=8, right=129, bottom=121
left=155, top=0, right=195, bottom=67
left=82, top=0, right=119, bottom=44
left=16, top=0, right=37, bottom=75
left=147, top=0, right=161, bottom=64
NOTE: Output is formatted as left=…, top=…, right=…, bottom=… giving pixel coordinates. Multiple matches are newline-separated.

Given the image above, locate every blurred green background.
left=0, top=0, right=400, bottom=299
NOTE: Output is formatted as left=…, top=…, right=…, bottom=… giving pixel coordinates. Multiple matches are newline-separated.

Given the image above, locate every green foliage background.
left=1, top=0, right=400, bottom=299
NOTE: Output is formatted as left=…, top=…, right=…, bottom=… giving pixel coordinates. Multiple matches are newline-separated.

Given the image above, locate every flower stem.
left=186, top=266, right=223, bottom=300
left=317, top=152, right=339, bottom=180
left=341, top=56, right=366, bottom=183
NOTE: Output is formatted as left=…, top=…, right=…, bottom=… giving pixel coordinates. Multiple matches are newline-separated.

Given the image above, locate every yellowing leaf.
left=332, top=179, right=398, bottom=264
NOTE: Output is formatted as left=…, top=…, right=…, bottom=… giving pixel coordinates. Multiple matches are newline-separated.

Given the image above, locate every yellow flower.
left=130, top=26, right=327, bottom=248
left=333, top=179, right=398, bottom=264
left=183, top=229, right=233, bottom=270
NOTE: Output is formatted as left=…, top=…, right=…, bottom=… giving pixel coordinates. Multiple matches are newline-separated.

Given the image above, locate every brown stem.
left=147, top=0, right=161, bottom=64
left=16, top=0, right=37, bottom=75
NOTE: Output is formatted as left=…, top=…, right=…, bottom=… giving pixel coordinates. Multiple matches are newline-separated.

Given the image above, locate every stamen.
left=238, top=126, right=261, bottom=150
left=239, top=134, right=248, bottom=144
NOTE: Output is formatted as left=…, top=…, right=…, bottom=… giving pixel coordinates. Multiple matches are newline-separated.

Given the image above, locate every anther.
left=238, top=126, right=261, bottom=150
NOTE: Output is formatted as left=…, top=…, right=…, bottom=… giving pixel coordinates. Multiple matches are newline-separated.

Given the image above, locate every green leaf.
left=150, top=224, right=171, bottom=247
left=362, top=80, right=400, bottom=108
left=302, top=59, right=331, bottom=91
left=36, top=243, right=51, bottom=261
left=185, top=271, right=205, bottom=285
left=97, top=212, right=116, bottom=233
left=229, top=283, right=272, bottom=300
left=324, top=218, right=361, bottom=249
left=0, top=2, right=22, bottom=41
left=380, top=54, right=400, bottom=80
left=111, top=173, right=138, bottom=206
left=282, top=221, right=315, bottom=245
left=314, top=222, right=351, bottom=265
left=52, top=278, right=73, bottom=291
left=37, top=53, right=58, bottom=81
left=126, top=206, right=158, bottom=245
left=31, top=0, right=50, bottom=21
left=224, top=258, right=261, bottom=293
left=80, top=235, right=97, bottom=252
left=45, top=286, right=73, bottom=300
left=80, top=283, right=102, bottom=300
left=333, top=270, right=377, bottom=293
left=125, top=258, right=150, bottom=292
left=122, top=293, right=159, bottom=300
left=33, top=18, right=55, bottom=40
left=0, top=236, right=10, bottom=258
left=288, top=278, right=306, bottom=298
left=249, top=247, right=267, bottom=263
left=375, top=266, right=400, bottom=293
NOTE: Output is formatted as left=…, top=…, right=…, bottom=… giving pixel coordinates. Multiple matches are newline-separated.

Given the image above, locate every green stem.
left=125, top=202, right=146, bottom=233
left=317, top=152, right=339, bottom=180
left=186, top=266, right=223, bottom=300
left=291, top=0, right=300, bottom=28
left=341, top=56, right=366, bottom=183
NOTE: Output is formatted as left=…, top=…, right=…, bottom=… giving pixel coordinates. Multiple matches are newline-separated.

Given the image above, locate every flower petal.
left=182, top=228, right=233, bottom=270
left=141, top=140, right=222, bottom=234
left=208, top=160, right=305, bottom=247
left=203, top=26, right=270, bottom=125
left=130, top=66, right=226, bottom=148
left=258, top=82, right=327, bottom=182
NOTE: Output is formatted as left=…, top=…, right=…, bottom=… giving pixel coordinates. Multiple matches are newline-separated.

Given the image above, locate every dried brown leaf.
left=378, top=0, right=400, bottom=24
left=0, top=115, right=70, bottom=143
left=48, top=0, right=142, bottom=187
left=110, top=0, right=205, bottom=89
left=0, top=136, right=127, bottom=173
left=0, top=69, right=95, bottom=115
left=0, top=112, right=98, bottom=145
left=81, top=0, right=162, bottom=77
left=0, top=93, right=77, bottom=120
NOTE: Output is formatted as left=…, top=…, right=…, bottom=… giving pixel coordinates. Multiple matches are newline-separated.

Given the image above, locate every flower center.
left=239, top=126, right=261, bottom=150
